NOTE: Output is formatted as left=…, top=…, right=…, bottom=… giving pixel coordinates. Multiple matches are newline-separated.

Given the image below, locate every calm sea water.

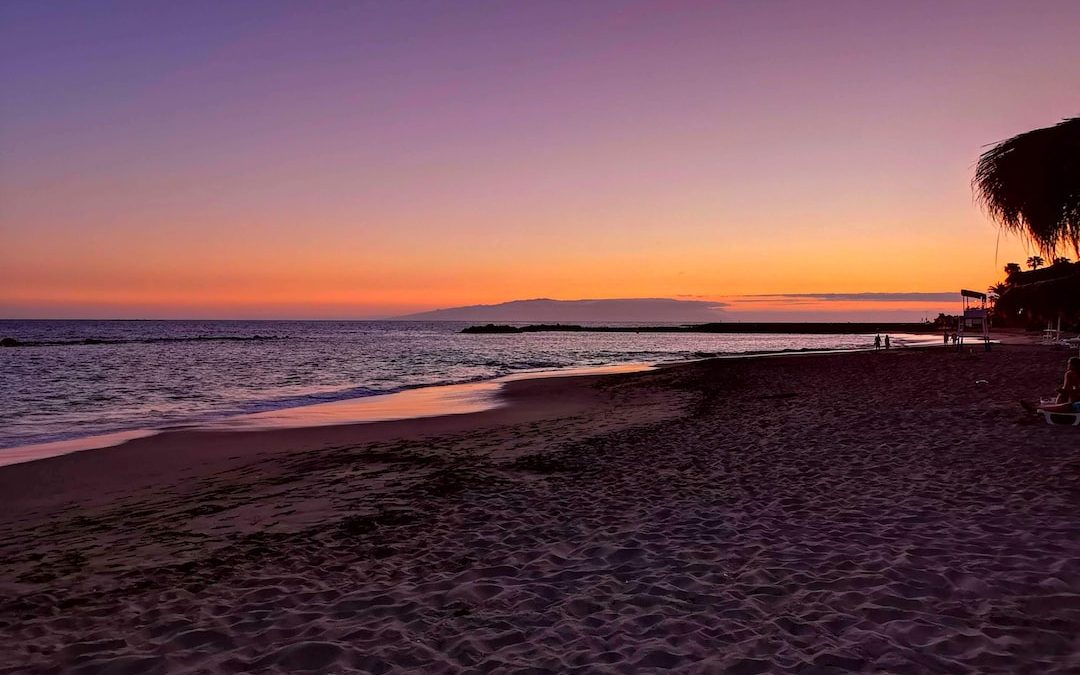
left=0, top=320, right=911, bottom=451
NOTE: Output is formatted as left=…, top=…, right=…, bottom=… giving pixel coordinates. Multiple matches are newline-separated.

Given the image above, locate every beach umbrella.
left=974, top=116, right=1080, bottom=255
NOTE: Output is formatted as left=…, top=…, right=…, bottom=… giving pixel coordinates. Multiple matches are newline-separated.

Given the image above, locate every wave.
left=0, top=335, right=287, bottom=347
left=0, top=359, right=655, bottom=451
left=0, top=323, right=902, bottom=453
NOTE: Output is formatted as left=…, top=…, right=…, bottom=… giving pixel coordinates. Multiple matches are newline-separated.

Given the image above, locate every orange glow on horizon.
left=1, top=208, right=1036, bottom=318
left=0, top=219, right=1039, bottom=319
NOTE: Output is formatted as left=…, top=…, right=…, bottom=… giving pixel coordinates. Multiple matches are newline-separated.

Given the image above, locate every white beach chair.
left=1037, top=408, right=1080, bottom=426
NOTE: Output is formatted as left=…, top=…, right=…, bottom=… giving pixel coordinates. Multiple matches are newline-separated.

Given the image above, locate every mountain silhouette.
left=393, top=298, right=729, bottom=322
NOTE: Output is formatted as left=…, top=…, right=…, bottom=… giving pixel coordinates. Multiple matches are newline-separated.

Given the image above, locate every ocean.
left=0, top=320, right=923, bottom=452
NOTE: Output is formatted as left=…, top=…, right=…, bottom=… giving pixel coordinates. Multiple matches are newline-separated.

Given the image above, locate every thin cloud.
left=734, top=292, right=959, bottom=303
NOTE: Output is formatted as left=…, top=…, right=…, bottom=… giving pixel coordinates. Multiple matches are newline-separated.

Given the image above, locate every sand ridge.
left=1, top=346, right=1078, bottom=673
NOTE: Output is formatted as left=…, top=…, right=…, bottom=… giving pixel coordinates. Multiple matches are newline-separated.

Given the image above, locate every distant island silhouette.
left=393, top=296, right=960, bottom=324
left=393, top=298, right=728, bottom=323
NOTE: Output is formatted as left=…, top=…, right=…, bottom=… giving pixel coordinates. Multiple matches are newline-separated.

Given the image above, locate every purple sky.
left=2, top=1, right=1078, bottom=319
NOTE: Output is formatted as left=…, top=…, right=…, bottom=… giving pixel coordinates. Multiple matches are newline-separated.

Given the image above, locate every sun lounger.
left=1037, top=409, right=1080, bottom=426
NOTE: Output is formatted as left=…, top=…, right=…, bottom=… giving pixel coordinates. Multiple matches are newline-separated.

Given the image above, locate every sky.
left=1, top=0, right=1078, bottom=320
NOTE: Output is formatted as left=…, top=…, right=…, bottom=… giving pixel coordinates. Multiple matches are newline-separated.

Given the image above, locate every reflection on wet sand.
left=202, top=362, right=655, bottom=432
left=0, top=363, right=655, bottom=467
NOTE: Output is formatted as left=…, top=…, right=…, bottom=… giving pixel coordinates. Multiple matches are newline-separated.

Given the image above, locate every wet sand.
left=1, top=346, right=1078, bottom=673
left=0, top=363, right=657, bottom=470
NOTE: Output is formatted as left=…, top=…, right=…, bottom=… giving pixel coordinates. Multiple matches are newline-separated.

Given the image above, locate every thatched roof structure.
left=974, top=117, right=1080, bottom=255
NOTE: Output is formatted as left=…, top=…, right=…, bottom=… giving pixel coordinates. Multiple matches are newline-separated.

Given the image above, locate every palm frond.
left=974, top=117, right=1080, bottom=255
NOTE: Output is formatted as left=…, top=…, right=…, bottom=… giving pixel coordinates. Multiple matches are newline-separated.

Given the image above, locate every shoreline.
left=0, top=330, right=1043, bottom=474
left=0, top=340, right=1047, bottom=512
left=0, top=362, right=657, bottom=469
left=1, top=332, right=960, bottom=469
left=0, top=362, right=664, bottom=516
left=1, top=344, right=1077, bottom=672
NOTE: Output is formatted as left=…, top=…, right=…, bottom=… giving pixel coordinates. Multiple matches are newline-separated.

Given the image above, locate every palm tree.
left=1053, top=256, right=1071, bottom=265
left=1027, top=255, right=1046, bottom=270
left=974, top=117, right=1080, bottom=255
left=1004, top=262, right=1022, bottom=277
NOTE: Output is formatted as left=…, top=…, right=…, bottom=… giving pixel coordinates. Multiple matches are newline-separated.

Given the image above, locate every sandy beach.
left=1, top=345, right=1078, bottom=673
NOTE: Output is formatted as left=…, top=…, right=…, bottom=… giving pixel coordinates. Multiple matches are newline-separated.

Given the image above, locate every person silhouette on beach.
left=884, top=335, right=891, bottom=350
left=1023, top=357, right=1080, bottom=414
left=874, top=335, right=881, bottom=351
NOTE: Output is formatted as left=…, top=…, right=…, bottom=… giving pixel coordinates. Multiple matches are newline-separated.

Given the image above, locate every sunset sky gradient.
left=2, top=0, right=1078, bottom=319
